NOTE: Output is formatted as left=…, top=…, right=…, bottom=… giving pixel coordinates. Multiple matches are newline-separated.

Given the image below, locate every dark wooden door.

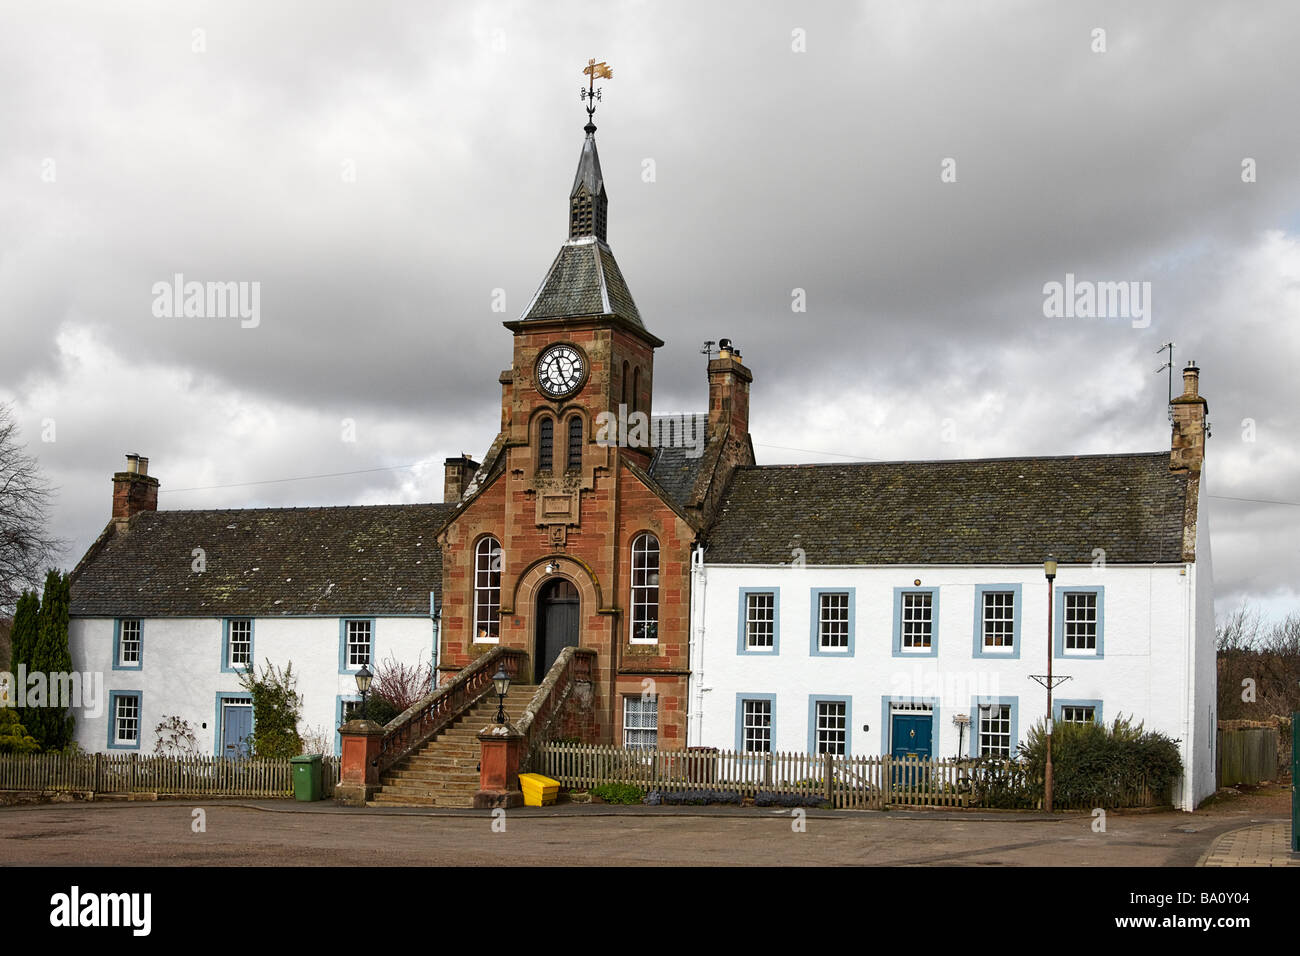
left=536, top=578, right=580, bottom=682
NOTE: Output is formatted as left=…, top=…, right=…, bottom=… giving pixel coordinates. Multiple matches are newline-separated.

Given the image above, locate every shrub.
left=1019, top=714, right=1183, bottom=807
left=0, top=709, right=38, bottom=754
left=754, top=791, right=825, bottom=808
left=645, top=788, right=744, bottom=806
left=153, top=716, right=199, bottom=756
left=361, top=696, right=402, bottom=727
left=237, top=659, right=303, bottom=758
left=590, top=783, right=645, bottom=804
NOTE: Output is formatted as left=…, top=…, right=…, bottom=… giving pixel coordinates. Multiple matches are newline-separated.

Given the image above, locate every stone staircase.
left=368, top=685, right=538, bottom=807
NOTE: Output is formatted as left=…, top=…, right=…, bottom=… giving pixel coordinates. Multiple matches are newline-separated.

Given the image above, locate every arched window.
left=538, top=417, right=554, bottom=472
left=567, top=415, right=583, bottom=470
left=632, top=366, right=640, bottom=414
left=621, top=361, right=629, bottom=409
left=474, top=536, right=502, bottom=643
left=630, top=533, right=659, bottom=643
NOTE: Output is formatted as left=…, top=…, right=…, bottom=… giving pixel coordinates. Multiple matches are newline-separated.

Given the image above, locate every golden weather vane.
left=581, top=58, right=613, bottom=122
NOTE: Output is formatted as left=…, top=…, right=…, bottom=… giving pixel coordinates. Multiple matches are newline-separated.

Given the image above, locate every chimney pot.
left=112, top=454, right=160, bottom=526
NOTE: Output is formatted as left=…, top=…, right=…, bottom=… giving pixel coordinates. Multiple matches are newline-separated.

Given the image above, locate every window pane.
left=347, top=620, right=371, bottom=667
left=1064, top=593, right=1098, bottom=650
left=474, top=537, right=502, bottom=641
left=745, top=593, right=775, bottom=648
left=982, top=592, right=1015, bottom=648
left=623, top=696, right=658, bottom=750
left=631, top=534, right=660, bottom=642
left=229, top=619, right=252, bottom=666
left=116, top=695, right=139, bottom=744
left=119, top=620, right=141, bottom=664
left=815, top=701, right=846, bottom=755
left=818, top=592, right=849, bottom=649
left=743, top=699, right=772, bottom=753
left=902, top=592, right=932, bottom=649
left=979, top=704, right=1012, bottom=757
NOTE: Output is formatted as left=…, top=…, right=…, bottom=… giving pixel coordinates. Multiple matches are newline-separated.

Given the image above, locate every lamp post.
left=355, top=663, right=373, bottom=721
left=492, top=665, right=511, bottom=725
left=1043, top=557, right=1057, bottom=813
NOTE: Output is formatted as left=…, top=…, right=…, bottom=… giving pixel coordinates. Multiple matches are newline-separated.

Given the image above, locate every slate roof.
left=647, top=414, right=712, bottom=510
left=70, top=504, right=450, bottom=617
left=571, top=130, right=604, bottom=197
left=521, top=238, right=644, bottom=328
left=706, top=452, right=1188, bottom=565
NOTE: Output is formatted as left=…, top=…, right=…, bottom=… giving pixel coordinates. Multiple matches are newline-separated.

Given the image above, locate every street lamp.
left=1043, top=557, right=1057, bottom=813
left=492, top=665, right=511, bottom=724
left=355, top=663, right=373, bottom=721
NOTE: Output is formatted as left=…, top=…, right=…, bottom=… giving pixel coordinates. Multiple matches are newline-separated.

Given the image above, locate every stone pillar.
left=473, top=723, right=525, bottom=809
left=334, top=719, right=386, bottom=806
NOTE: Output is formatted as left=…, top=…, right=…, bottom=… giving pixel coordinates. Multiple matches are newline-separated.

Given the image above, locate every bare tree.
left=371, top=654, right=433, bottom=712
left=0, top=403, right=63, bottom=613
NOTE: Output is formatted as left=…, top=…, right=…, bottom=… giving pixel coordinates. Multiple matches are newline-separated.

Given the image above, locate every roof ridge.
left=738, top=450, right=1170, bottom=470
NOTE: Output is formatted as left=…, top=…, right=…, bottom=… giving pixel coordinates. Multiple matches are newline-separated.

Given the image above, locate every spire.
left=571, top=59, right=612, bottom=242
left=569, top=127, right=607, bottom=241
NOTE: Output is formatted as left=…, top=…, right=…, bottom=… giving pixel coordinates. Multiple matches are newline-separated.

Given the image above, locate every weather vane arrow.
left=580, top=58, right=613, bottom=125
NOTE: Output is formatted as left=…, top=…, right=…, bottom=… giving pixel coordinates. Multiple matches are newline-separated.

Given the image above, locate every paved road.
left=0, top=800, right=1282, bottom=866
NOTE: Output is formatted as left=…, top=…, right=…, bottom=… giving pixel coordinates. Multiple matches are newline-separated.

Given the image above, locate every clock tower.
left=434, top=67, right=716, bottom=750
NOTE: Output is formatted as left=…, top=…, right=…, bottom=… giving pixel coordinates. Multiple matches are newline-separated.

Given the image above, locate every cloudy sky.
left=2, top=1, right=1297, bottom=622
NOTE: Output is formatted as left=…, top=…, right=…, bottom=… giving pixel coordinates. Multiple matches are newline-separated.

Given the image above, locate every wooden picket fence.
left=539, top=743, right=1039, bottom=810
left=0, top=752, right=342, bottom=799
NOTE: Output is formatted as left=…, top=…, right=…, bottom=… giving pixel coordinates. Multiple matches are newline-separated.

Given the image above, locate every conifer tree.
left=26, top=570, right=74, bottom=750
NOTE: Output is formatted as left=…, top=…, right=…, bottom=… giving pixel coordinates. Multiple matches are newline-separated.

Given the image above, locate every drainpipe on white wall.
left=688, top=543, right=706, bottom=747
left=434, top=595, right=444, bottom=686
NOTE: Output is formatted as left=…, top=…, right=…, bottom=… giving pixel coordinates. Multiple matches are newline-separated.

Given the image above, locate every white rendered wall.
left=693, top=562, right=1203, bottom=809
left=68, top=615, right=435, bottom=756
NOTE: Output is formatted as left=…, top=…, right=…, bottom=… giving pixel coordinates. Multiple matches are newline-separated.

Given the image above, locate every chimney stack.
left=707, top=338, right=753, bottom=439
left=112, top=453, right=159, bottom=528
left=1170, top=361, right=1208, bottom=473
left=444, top=455, right=481, bottom=504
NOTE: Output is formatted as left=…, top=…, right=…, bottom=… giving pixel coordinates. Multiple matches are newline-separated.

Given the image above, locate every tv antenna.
left=1155, top=342, right=1175, bottom=404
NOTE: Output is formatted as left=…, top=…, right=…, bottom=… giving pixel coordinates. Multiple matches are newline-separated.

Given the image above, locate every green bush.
left=237, top=659, right=303, bottom=758
left=590, top=783, right=645, bottom=804
left=1019, top=714, right=1183, bottom=808
left=361, top=696, right=402, bottom=727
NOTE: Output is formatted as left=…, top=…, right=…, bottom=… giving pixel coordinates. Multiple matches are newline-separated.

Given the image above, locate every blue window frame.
left=892, top=587, right=939, bottom=657
left=112, top=619, right=143, bottom=671
left=222, top=618, right=254, bottom=673
left=1055, top=699, right=1103, bottom=726
left=1054, top=587, right=1104, bottom=659
left=972, top=584, right=1022, bottom=658
left=736, top=588, right=780, bottom=655
left=807, top=695, right=852, bottom=755
left=338, top=618, right=375, bottom=673
left=735, top=693, right=777, bottom=753
left=971, top=695, right=1019, bottom=758
left=810, top=588, right=855, bottom=657
left=107, top=690, right=143, bottom=750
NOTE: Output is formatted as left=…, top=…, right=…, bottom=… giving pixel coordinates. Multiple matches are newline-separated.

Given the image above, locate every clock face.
left=535, top=344, right=586, bottom=399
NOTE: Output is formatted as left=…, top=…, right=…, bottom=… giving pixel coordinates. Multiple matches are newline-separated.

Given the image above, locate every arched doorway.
left=535, top=577, right=580, bottom=682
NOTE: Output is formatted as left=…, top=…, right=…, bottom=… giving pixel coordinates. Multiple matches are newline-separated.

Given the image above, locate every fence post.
left=94, top=752, right=102, bottom=794
left=823, top=752, right=833, bottom=803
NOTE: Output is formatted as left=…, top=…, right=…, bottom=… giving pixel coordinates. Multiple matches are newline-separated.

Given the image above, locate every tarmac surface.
left=0, top=796, right=1294, bottom=866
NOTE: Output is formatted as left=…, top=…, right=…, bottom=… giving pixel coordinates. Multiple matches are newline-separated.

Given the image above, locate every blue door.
left=890, top=713, right=933, bottom=787
left=222, top=704, right=253, bottom=758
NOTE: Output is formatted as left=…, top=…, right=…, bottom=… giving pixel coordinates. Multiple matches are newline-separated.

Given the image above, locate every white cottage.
left=690, top=364, right=1215, bottom=811
left=67, top=463, right=447, bottom=758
